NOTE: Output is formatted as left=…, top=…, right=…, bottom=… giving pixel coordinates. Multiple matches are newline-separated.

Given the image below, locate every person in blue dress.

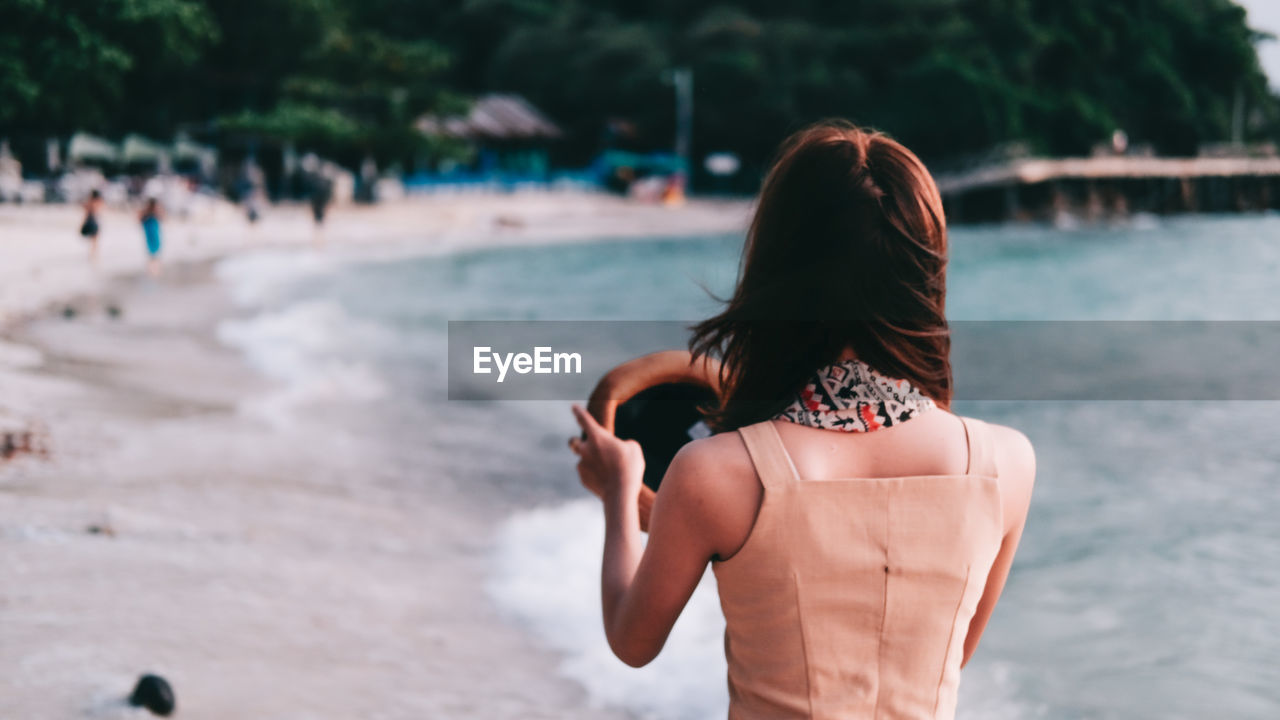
left=139, top=197, right=164, bottom=277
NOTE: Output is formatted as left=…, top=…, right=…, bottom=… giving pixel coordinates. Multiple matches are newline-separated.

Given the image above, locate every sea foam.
left=216, top=300, right=387, bottom=428
left=215, top=248, right=342, bottom=307
left=489, top=499, right=729, bottom=720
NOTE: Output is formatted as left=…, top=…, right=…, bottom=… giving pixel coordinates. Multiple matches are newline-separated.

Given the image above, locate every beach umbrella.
left=67, top=132, right=119, bottom=164
left=121, top=134, right=171, bottom=169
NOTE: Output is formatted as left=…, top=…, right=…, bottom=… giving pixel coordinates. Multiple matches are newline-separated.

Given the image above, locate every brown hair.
left=691, top=121, right=951, bottom=430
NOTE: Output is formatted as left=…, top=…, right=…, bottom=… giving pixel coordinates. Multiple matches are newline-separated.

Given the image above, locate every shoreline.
left=0, top=194, right=748, bottom=717
left=0, top=192, right=750, bottom=462
left=0, top=193, right=752, bottom=330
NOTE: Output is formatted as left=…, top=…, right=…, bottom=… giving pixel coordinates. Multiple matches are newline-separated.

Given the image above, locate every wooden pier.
left=934, top=154, right=1280, bottom=223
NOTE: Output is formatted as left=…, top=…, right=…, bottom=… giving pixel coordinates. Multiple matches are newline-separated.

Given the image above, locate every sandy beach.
left=8, top=3, right=1279, bottom=715
left=0, top=194, right=749, bottom=717
left=7, top=198, right=1280, bottom=719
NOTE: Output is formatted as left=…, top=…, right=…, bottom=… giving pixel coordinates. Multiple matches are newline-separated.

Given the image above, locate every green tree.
left=0, top=0, right=217, bottom=135
left=3, top=0, right=1274, bottom=179
left=213, top=0, right=460, bottom=167
left=462, top=0, right=1278, bottom=170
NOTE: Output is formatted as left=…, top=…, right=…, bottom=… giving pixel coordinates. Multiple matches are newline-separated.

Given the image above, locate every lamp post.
left=669, top=68, right=693, bottom=190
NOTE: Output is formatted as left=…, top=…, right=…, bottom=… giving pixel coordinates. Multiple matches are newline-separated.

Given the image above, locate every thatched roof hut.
left=416, top=94, right=561, bottom=142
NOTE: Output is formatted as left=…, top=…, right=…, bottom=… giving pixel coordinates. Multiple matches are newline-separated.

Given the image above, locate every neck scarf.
left=774, top=359, right=935, bottom=432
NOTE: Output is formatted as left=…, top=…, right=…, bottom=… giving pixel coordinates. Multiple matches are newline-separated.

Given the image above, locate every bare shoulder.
left=662, top=430, right=755, bottom=499
left=986, top=422, right=1035, bottom=481
left=653, top=430, right=761, bottom=560
left=983, top=421, right=1036, bottom=535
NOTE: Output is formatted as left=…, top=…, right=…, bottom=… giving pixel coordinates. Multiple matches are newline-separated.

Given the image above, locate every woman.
left=139, top=197, right=163, bottom=277
left=570, top=122, right=1035, bottom=719
left=80, top=189, right=103, bottom=265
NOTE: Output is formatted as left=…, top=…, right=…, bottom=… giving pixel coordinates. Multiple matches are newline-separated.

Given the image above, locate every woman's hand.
left=569, top=404, right=645, bottom=505
left=570, top=407, right=720, bottom=668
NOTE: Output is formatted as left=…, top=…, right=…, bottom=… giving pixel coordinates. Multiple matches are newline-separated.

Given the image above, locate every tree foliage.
left=222, top=25, right=458, bottom=163
left=0, top=0, right=218, bottom=134
left=0, top=0, right=1274, bottom=171
left=473, top=0, right=1275, bottom=165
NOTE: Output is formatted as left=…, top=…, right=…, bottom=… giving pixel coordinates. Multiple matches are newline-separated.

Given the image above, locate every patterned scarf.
left=774, top=359, right=935, bottom=432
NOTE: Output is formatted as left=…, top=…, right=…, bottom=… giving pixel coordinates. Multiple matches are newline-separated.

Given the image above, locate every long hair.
left=691, top=121, right=951, bottom=430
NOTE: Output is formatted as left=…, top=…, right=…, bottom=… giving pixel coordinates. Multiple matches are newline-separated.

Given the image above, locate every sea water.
left=217, top=215, right=1280, bottom=719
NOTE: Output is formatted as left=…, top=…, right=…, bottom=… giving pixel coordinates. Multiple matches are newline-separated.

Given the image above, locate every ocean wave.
left=216, top=300, right=388, bottom=428
left=215, top=249, right=344, bottom=307
left=489, top=499, right=729, bottom=720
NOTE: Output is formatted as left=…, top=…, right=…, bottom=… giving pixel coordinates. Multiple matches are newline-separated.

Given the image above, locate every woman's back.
left=568, top=124, right=1034, bottom=719
left=708, top=415, right=1026, bottom=719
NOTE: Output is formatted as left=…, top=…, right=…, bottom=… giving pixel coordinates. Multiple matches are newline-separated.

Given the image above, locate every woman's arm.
left=570, top=405, right=718, bottom=667
left=962, top=426, right=1036, bottom=667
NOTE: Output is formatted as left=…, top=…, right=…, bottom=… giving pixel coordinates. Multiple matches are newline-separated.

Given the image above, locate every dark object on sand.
left=586, top=350, right=722, bottom=531
left=1, top=424, right=48, bottom=461
left=106, top=304, right=123, bottom=319
left=1, top=432, right=21, bottom=459
left=86, top=523, right=116, bottom=537
left=129, top=674, right=175, bottom=716
left=62, top=305, right=76, bottom=319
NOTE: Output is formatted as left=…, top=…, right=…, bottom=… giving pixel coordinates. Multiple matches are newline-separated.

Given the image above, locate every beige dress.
left=712, top=418, right=1005, bottom=719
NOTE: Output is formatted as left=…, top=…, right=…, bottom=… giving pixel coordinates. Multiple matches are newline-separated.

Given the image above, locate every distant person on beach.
left=570, top=122, right=1036, bottom=719
left=80, top=189, right=103, bottom=265
left=245, top=191, right=263, bottom=225
left=237, top=160, right=266, bottom=225
left=309, top=172, right=333, bottom=231
left=139, top=197, right=163, bottom=276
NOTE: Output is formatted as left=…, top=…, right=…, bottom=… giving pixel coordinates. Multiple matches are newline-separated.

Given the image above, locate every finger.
left=568, top=436, right=584, bottom=455
left=570, top=404, right=604, bottom=437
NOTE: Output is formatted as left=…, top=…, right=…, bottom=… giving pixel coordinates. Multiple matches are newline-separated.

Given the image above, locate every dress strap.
left=960, top=416, right=999, bottom=478
left=738, top=421, right=800, bottom=488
